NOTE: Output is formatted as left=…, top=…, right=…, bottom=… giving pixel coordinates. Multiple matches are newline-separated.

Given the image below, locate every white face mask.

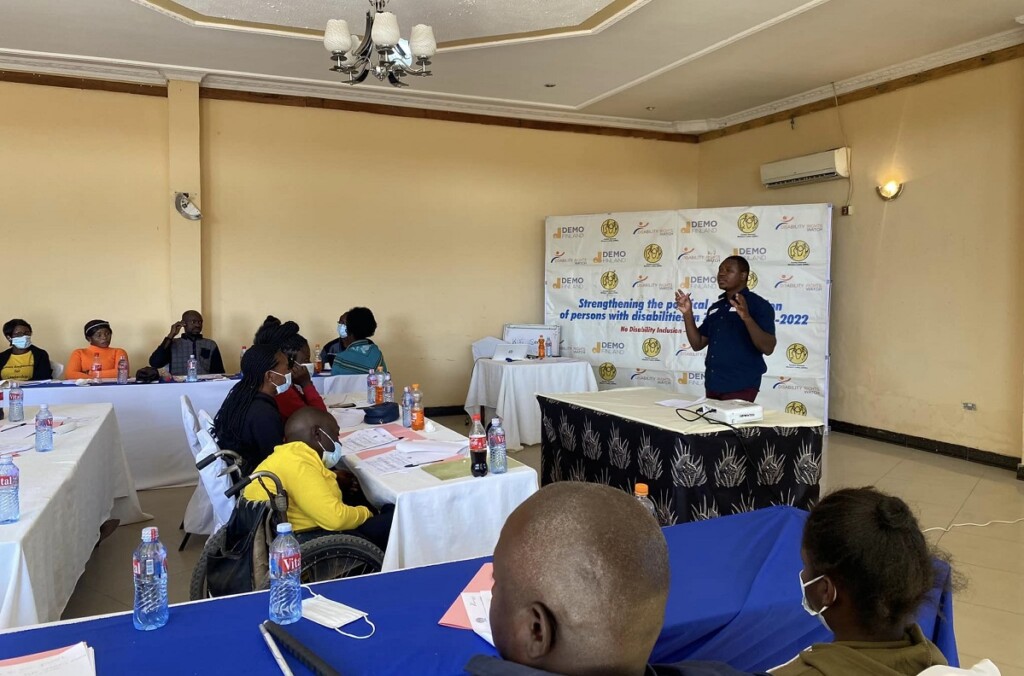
left=301, top=589, right=374, bottom=639
left=800, top=571, right=835, bottom=631
left=337, top=323, right=348, bottom=339
left=269, top=370, right=292, bottom=395
left=11, top=336, right=31, bottom=350
left=317, top=428, right=344, bottom=469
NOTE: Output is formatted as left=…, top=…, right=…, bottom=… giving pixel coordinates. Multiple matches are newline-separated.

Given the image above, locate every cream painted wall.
left=200, top=100, right=697, bottom=404
left=698, top=60, right=1024, bottom=459
left=0, top=82, right=172, bottom=372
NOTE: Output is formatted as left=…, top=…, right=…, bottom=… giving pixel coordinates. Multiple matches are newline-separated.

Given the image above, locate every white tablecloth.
left=0, top=404, right=147, bottom=629
left=333, top=408, right=538, bottom=572
left=17, top=375, right=364, bottom=490
left=464, top=358, right=599, bottom=450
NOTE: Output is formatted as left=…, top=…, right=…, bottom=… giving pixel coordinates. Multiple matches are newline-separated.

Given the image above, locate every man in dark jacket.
left=464, top=483, right=764, bottom=676
left=149, top=310, right=225, bottom=376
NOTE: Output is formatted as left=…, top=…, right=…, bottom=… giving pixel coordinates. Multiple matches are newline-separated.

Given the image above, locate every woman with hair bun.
left=771, top=487, right=948, bottom=675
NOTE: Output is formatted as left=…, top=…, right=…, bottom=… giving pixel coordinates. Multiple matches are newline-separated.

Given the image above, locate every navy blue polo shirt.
left=698, top=288, right=776, bottom=392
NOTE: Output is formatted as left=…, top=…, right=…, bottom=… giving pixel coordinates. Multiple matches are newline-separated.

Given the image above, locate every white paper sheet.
left=360, top=450, right=416, bottom=475
left=340, top=428, right=400, bottom=455
left=657, top=396, right=706, bottom=409
left=461, top=591, right=494, bottom=646
left=395, top=440, right=467, bottom=460
left=0, top=641, right=96, bottom=675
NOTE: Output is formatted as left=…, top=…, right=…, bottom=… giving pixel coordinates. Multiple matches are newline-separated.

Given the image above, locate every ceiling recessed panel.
left=146, top=0, right=624, bottom=42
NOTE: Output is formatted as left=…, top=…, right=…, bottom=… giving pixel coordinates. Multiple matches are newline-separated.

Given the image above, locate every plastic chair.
left=918, top=660, right=1001, bottom=675
left=197, top=408, right=214, bottom=434
left=180, top=395, right=214, bottom=549
left=50, top=361, right=64, bottom=380
left=472, top=336, right=503, bottom=361
left=195, top=429, right=239, bottom=535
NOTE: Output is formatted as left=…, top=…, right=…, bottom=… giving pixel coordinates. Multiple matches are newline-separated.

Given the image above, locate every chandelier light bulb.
left=371, top=12, right=401, bottom=47
left=324, top=19, right=352, bottom=53
left=410, top=24, right=437, bottom=58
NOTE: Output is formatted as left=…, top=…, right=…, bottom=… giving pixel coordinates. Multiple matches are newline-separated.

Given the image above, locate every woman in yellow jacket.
left=65, top=319, right=129, bottom=380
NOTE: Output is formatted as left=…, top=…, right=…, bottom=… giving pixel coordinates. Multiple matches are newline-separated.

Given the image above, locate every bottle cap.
left=142, top=526, right=159, bottom=542
left=471, top=413, right=481, bottom=421
left=412, top=383, right=419, bottom=389
left=276, top=522, right=293, bottom=534
left=39, top=404, right=48, bottom=410
left=491, top=418, right=501, bottom=426
left=635, top=483, right=649, bottom=497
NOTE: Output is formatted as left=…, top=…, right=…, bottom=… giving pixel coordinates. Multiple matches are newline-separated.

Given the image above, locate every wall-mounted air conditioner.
left=760, top=148, right=850, bottom=188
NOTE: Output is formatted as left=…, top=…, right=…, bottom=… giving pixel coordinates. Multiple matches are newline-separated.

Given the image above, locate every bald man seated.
left=241, top=406, right=394, bottom=551
left=465, top=482, right=765, bottom=676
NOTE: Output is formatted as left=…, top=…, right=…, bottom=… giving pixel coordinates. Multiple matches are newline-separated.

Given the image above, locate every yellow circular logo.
left=600, top=270, right=619, bottom=291
left=641, top=337, right=661, bottom=358
left=788, top=240, right=810, bottom=262
left=601, top=218, right=619, bottom=238
left=785, top=401, right=808, bottom=416
left=737, top=212, right=759, bottom=234
left=747, top=270, right=758, bottom=290
left=786, top=343, right=809, bottom=365
left=643, top=243, right=663, bottom=264
left=598, top=362, right=617, bottom=382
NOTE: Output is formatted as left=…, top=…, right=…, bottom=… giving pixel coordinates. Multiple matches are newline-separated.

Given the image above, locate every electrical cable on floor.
left=922, top=517, right=1024, bottom=534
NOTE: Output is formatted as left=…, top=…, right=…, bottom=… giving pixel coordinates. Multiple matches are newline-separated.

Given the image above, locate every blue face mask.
left=337, top=323, right=348, bottom=339
left=317, top=428, right=344, bottom=469
left=11, top=336, right=31, bottom=350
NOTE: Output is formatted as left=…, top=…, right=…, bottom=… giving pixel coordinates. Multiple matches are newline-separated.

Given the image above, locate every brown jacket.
left=770, top=624, right=947, bottom=676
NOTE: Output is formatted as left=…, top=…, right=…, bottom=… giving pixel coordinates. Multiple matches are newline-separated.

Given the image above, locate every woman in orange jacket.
left=65, top=319, right=130, bottom=380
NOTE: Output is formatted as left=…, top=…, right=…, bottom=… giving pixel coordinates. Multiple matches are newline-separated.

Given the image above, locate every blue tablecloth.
left=0, top=507, right=956, bottom=675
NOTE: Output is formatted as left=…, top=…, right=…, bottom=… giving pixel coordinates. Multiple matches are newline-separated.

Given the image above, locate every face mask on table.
left=301, top=588, right=375, bottom=639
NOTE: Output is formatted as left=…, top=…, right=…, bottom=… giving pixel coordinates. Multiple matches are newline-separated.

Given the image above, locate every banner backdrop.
left=544, top=205, right=832, bottom=421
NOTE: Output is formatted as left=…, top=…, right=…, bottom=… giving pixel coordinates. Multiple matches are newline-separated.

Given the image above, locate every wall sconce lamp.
left=876, top=180, right=904, bottom=201
left=174, top=192, right=202, bottom=220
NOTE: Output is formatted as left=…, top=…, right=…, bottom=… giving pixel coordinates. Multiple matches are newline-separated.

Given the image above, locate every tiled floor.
left=63, top=423, right=1024, bottom=674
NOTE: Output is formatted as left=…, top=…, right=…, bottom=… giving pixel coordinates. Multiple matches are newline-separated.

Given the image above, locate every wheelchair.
left=189, top=452, right=384, bottom=601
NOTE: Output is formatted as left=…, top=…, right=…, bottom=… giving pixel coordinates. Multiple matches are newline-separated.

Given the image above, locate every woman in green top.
left=330, top=307, right=387, bottom=375
left=771, top=487, right=948, bottom=676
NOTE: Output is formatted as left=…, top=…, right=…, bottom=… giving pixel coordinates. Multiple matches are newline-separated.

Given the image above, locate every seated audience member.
left=253, top=316, right=327, bottom=420
left=65, top=319, right=129, bottom=379
left=330, top=307, right=387, bottom=375
left=467, top=482, right=764, bottom=676
left=212, top=345, right=289, bottom=471
left=770, top=487, right=947, bottom=676
left=149, top=310, right=224, bottom=376
left=242, top=407, right=393, bottom=551
left=1, top=319, right=53, bottom=381
left=319, top=313, right=347, bottom=369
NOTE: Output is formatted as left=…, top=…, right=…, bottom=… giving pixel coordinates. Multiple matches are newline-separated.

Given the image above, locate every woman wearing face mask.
left=253, top=317, right=328, bottom=421
left=771, top=487, right=947, bottom=676
left=242, top=407, right=393, bottom=551
left=64, top=319, right=130, bottom=380
left=0, top=319, right=53, bottom=381
left=330, top=307, right=387, bottom=376
left=212, top=345, right=290, bottom=471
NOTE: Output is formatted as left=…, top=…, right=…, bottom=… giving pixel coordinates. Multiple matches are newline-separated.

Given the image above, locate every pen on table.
left=0, top=423, right=29, bottom=434
left=404, top=458, right=447, bottom=469
left=260, top=621, right=295, bottom=676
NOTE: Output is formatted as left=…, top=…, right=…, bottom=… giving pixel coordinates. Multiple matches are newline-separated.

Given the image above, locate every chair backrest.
left=471, top=336, right=503, bottom=361
left=180, top=395, right=202, bottom=458
left=50, top=361, right=65, bottom=380
left=197, top=408, right=215, bottom=435
left=196, top=428, right=237, bottom=531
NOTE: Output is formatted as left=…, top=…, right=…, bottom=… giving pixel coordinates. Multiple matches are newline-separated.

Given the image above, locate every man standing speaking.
left=675, top=255, right=776, bottom=402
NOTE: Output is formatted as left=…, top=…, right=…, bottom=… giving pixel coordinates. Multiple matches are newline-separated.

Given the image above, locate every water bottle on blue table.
left=0, top=456, right=19, bottom=524
left=8, top=382, right=23, bottom=423
left=186, top=354, right=198, bottom=383
left=133, top=526, right=169, bottom=630
left=487, top=418, right=507, bottom=475
left=269, top=523, right=302, bottom=624
left=35, top=404, right=54, bottom=452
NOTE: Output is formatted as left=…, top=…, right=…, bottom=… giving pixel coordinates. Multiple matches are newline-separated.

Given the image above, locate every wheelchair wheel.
left=188, top=527, right=225, bottom=601
left=299, top=534, right=384, bottom=583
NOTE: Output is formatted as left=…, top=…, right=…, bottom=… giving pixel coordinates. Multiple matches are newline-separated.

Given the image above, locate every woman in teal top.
left=330, top=307, right=388, bottom=375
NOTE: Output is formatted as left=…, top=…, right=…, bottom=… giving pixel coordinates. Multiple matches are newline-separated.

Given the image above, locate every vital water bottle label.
left=133, top=558, right=163, bottom=578
left=273, top=553, right=301, bottom=576
left=0, top=476, right=17, bottom=488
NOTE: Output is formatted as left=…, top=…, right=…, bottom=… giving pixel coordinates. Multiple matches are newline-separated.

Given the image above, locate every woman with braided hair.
left=212, top=344, right=290, bottom=471
left=253, top=316, right=328, bottom=421
left=771, top=487, right=948, bottom=675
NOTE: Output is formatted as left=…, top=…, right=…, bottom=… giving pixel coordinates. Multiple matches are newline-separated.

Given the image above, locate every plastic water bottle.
left=469, top=414, right=488, bottom=478
left=487, top=418, right=507, bottom=475
left=634, top=483, right=657, bottom=521
left=269, top=523, right=302, bottom=625
left=0, top=456, right=19, bottom=524
left=133, top=527, right=168, bottom=630
left=8, top=382, right=23, bottom=423
left=411, top=384, right=424, bottom=431
left=117, top=354, right=129, bottom=384
left=35, top=404, right=54, bottom=452
left=91, top=353, right=102, bottom=383
left=186, top=354, right=198, bottom=383
left=383, top=373, right=395, bottom=403
left=366, top=369, right=375, bottom=404
left=401, top=386, right=413, bottom=428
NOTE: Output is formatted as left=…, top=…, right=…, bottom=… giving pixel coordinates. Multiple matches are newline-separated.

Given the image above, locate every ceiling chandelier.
left=323, top=0, right=437, bottom=87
